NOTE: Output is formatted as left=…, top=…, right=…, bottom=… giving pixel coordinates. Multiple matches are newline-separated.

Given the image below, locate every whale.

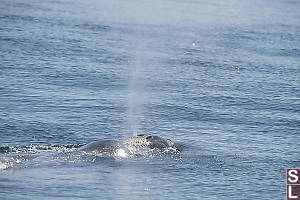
left=0, top=134, right=182, bottom=170
left=78, top=134, right=182, bottom=156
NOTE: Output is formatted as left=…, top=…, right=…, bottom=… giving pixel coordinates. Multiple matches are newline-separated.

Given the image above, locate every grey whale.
left=78, top=134, right=182, bottom=156
left=0, top=134, right=182, bottom=170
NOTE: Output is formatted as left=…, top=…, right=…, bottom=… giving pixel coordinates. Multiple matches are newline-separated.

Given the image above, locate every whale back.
left=79, top=140, right=120, bottom=154
left=78, top=135, right=182, bottom=155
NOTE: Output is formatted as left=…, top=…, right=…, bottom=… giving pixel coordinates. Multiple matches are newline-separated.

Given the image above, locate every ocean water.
left=0, top=0, right=299, bottom=199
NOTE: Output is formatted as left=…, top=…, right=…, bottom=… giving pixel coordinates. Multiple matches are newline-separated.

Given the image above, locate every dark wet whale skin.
left=138, top=134, right=171, bottom=149
left=78, top=140, right=121, bottom=154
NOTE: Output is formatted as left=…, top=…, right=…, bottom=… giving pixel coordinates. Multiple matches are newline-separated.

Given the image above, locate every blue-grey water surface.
left=0, top=0, right=300, bottom=199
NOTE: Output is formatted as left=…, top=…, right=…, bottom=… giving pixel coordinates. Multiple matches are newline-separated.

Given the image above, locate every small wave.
left=0, top=144, right=83, bottom=154
left=0, top=144, right=84, bottom=170
left=0, top=157, right=14, bottom=170
left=0, top=154, right=37, bottom=170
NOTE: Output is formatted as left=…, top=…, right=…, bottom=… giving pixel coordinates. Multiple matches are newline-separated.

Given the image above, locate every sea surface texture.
left=0, top=0, right=299, bottom=199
